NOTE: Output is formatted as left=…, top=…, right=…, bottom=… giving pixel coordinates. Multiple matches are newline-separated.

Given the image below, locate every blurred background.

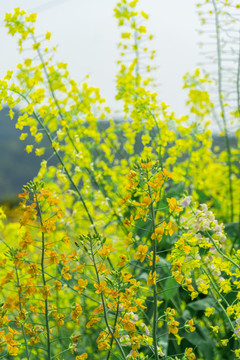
left=0, top=0, right=201, bottom=202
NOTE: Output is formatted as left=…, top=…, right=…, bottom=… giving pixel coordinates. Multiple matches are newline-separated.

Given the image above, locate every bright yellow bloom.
left=32, top=42, right=41, bottom=50
left=45, top=31, right=51, bottom=40
left=26, top=145, right=33, bottom=153
left=210, top=326, right=219, bottom=333
left=205, top=307, right=215, bottom=317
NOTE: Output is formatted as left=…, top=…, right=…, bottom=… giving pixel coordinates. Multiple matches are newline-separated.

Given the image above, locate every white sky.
left=0, top=0, right=200, bottom=117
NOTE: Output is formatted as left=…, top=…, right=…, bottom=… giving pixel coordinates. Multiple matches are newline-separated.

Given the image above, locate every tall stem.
left=15, top=265, right=30, bottom=360
left=212, top=0, right=234, bottom=222
left=35, top=192, right=51, bottom=360
left=90, top=241, right=127, bottom=360
left=148, top=179, right=159, bottom=360
left=106, top=293, right=120, bottom=360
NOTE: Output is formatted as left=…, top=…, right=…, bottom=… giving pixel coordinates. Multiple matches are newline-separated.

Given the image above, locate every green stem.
left=34, top=190, right=51, bottom=360
left=50, top=348, right=69, bottom=359
left=15, top=265, right=30, bottom=360
left=206, top=231, right=240, bottom=271
left=13, top=89, right=97, bottom=235
left=212, top=0, right=234, bottom=222
left=106, top=295, right=120, bottom=360
left=33, top=34, right=127, bottom=236
left=149, top=111, right=163, bottom=170
left=201, top=266, right=234, bottom=332
left=32, top=33, right=79, bottom=155
left=90, top=241, right=127, bottom=360
left=12, top=89, right=116, bottom=274
left=148, top=179, right=159, bottom=360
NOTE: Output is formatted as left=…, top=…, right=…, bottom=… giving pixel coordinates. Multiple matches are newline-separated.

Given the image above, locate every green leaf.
left=183, top=325, right=215, bottom=360
left=86, top=283, right=96, bottom=291
left=111, top=354, right=125, bottom=360
left=161, top=277, right=179, bottom=300
left=187, top=297, right=219, bottom=312
left=144, top=296, right=154, bottom=321
left=225, top=222, right=240, bottom=240
left=157, top=322, right=169, bottom=356
left=157, top=256, right=172, bottom=275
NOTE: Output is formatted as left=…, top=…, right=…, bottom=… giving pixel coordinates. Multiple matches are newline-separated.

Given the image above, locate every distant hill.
left=0, top=106, right=237, bottom=204
left=0, top=107, right=55, bottom=203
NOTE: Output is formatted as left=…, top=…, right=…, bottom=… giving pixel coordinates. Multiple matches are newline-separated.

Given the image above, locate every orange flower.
left=168, top=319, right=180, bottom=335
left=92, top=305, right=104, bottom=315
left=134, top=245, right=148, bottom=262
left=124, top=215, right=133, bottom=227
left=117, top=254, right=127, bottom=267
left=19, top=231, right=33, bottom=249
left=41, top=285, right=51, bottom=300
left=76, top=353, right=88, bottom=360
left=162, top=168, right=173, bottom=179
left=121, top=271, right=132, bottom=282
left=147, top=176, right=164, bottom=189
left=185, top=278, right=194, bottom=292
left=152, top=226, right=164, bottom=241
left=188, top=319, right=196, bottom=332
left=126, top=170, right=137, bottom=179
left=86, top=317, right=101, bottom=329
left=185, top=347, right=196, bottom=360
left=27, top=263, right=40, bottom=277
left=124, top=232, right=133, bottom=247
left=46, top=250, right=59, bottom=264
left=61, top=266, right=72, bottom=280
left=71, top=303, right=82, bottom=323
left=56, top=314, right=64, bottom=327
left=135, top=299, right=147, bottom=309
left=18, top=190, right=29, bottom=199
left=41, top=218, right=56, bottom=233
left=73, top=278, right=88, bottom=294
left=141, top=161, right=152, bottom=169
left=135, top=196, right=151, bottom=207
left=147, top=271, right=156, bottom=286
left=121, top=314, right=136, bottom=332
left=97, top=263, right=110, bottom=275
left=94, top=280, right=110, bottom=294
left=167, top=197, right=183, bottom=213
left=20, top=203, right=37, bottom=226
left=97, top=331, right=111, bottom=351
left=142, top=196, right=151, bottom=206
left=98, top=243, right=116, bottom=257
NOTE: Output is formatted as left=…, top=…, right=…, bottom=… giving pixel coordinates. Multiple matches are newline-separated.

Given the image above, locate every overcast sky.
left=0, top=0, right=200, bottom=117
